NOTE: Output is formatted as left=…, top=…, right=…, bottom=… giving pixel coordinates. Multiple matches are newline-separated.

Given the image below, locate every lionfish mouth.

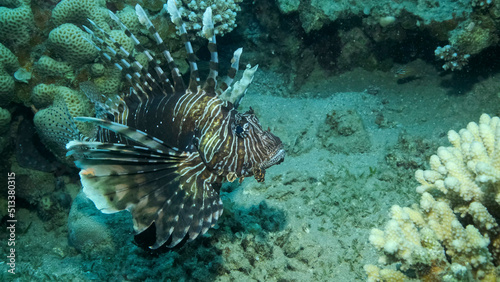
left=261, top=147, right=285, bottom=169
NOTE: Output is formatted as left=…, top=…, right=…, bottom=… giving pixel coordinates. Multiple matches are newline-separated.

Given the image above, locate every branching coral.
left=434, top=45, right=470, bottom=71
left=435, top=17, right=499, bottom=71
left=367, top=114, right=500, bottom=281
left=174, top=0, right=242, bottom=36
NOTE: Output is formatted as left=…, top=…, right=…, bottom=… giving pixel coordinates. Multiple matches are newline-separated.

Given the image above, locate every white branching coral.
left=171, top=0, right=242, bottom=36
left=435, top=45, right=471, bottom=71
left=366, top=114, right=500, bottom=281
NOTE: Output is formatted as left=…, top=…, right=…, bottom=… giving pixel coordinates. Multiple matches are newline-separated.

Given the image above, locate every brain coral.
left=116, top=5, right=142, bottom=35
left=51, top=0, right=109, bottom=30
left=34, top=55, right=74, bottom=81
left=48, top=23, right=99, bottom=66
left=0, top=106, right=11, bottom=134
left=0, top=0, right=34, bottom=47
left=0, top=43, right=19, bottom=106
left=31, top=83, right=58, bottom=109
left=33, top=86, right=94, bottom=160
left=34, top=97, right=79, bottom=161
left=366, top=113, right=500, bottom=281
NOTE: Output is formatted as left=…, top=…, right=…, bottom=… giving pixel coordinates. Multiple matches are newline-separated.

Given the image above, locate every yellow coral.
left=34, top=55, right=74, bottom=80
left=0, top=43, right=19, bottom=106
left=367, top=114, right=500, bottom=281
left=32, top=84, right=94, bottom=136
left=365, top=264, right=409, bottom=282
left=51, top=0, right=108, bottom=29
left=0, top=0, right=34, bottom=47
left=48, top=23, right=98, bottom=65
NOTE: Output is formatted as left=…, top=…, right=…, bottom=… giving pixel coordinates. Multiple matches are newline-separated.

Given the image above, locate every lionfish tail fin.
left=165, top=0, right=200, bottom=92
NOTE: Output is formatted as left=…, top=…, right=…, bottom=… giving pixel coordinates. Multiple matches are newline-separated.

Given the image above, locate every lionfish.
left=64, top=1, right=285, bottom=248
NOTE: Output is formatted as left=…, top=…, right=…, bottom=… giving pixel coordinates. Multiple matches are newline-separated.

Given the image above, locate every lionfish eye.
left=235, top=125, right=244, bottom=134
left=234, top=121, right=249, bottom=138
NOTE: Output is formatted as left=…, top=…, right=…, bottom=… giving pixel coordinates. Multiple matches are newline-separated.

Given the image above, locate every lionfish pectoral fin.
left=73, top=117, right=177, bottom=151
left=149, top=154, right=224, bottom=249
left=67, top=137, right=223, bottom=248
left=66, top=140, right=187, bottom=213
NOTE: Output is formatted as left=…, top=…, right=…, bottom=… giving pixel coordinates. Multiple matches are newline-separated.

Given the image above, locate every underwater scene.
left=2, top=0, right=500, bottom=281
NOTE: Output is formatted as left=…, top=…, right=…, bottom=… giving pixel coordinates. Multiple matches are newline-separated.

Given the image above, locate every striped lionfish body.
left=66, top=1, right=284, bottom=248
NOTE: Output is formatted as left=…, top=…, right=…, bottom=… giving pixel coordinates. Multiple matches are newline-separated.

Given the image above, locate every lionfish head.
left=231, top=108, right=285, bottom=181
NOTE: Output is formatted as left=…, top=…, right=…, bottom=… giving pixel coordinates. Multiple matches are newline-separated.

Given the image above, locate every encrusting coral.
left=366, top=114, right=500, bottom=281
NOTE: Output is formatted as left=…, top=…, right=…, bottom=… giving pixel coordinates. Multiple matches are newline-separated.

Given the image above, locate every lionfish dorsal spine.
left=83, top=20, right=161, bottom=102
left=219, top=47, right=243, bottom=95
left=165, top=0, right=200, bottom=92
left=202, top=7, right=219, bottom=93
left=131, top=5, right=184, bottom=93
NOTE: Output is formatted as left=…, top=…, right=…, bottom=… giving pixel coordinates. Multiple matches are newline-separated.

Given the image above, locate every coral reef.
left=34, top=55, right=74, bottom=81
left=31, top=83, right=59, bottom=109
left=0, top=0, right=35, bottom=48
left=366, top=114, right=500, bottom=281
left=266, top=0, right=500, bottom=73
left=0, top=106, right=11, bottom=134
left=51, top=0, right=109, bottom=29
left=33, top=90, right=92, bottom=161
left=434, top=45, right=471, bottom=71
left=67, top=192, right=119, bottom=259
left=10, top=155, right=57, bottom=206
left=48, top=23, right=99, bottom=66
left=275, top=0, right=471, bottom=34
left=175, top=0, right=242, bottom=36
left=0, top=43, right=20, bottom=106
